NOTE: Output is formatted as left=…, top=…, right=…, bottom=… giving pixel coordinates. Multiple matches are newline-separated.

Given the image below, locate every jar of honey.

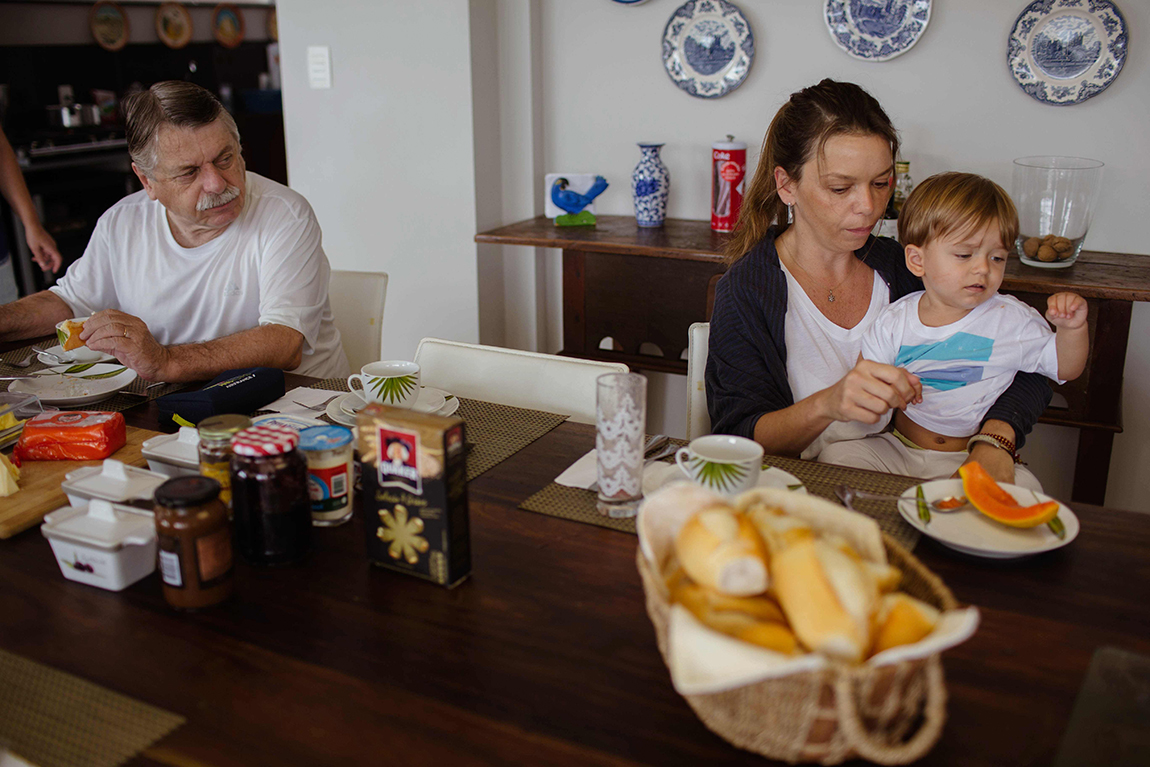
left=197, top=414, right=251, bottom=508
left=154, top=476, right=234, bottom=610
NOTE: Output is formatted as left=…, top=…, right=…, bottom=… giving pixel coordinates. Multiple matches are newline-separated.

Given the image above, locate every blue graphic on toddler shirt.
left=896, top=332, right=993, bottom=391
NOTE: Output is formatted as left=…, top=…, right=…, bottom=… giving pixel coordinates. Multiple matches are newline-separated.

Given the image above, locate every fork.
left=2, top=353, right=34, bottom=369
left=291, top=395, right=340, bottom=412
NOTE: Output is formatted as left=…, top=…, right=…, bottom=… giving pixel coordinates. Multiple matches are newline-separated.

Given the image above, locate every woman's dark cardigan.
left=705, top=228, right=1051, bottom=447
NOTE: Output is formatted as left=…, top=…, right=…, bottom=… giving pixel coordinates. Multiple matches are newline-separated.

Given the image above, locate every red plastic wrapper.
left=14, top=411, right=126, bottom=461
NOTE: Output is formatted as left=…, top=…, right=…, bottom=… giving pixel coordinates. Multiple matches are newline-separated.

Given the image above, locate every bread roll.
left=61, top=320, right=86, bottom=351
left=674, top=507, right=769, bottom=596
left=870, top=593, right=940, bottom=656
left=670, top=578, right=797, bottom=654
left=770, top=536, right=878, bottom=662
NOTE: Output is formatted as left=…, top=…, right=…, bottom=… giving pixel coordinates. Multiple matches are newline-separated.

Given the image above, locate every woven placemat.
left=1, top=341, right=188, bottom=412
left=519, top=439, right=923, bottom=550
left=305, top=379, right=568, bottom=482
left=0, top=648, right=185, bottom=767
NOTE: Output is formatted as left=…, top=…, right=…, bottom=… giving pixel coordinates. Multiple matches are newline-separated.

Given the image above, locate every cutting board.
left=0, top=426, right=161, bottom=539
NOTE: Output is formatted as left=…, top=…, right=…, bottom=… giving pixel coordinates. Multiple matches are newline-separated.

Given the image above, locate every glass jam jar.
left=230, top=424, right=311, bottom=565
left=154, top=476, right=234, bottom=610
left=299, top=425, right=355, bottom=527
left=198, top=414, right=251, bottom=508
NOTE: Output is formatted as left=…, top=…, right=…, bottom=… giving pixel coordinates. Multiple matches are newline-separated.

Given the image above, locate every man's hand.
left=25, top=223, right=62, bottom=273
left=81, top=309, right=171, bottom=382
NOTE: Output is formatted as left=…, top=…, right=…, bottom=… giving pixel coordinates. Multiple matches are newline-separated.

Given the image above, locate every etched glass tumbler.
left=596, top=372, right=647, bottom=518
left=1012, top=156, right=1104, bottom=269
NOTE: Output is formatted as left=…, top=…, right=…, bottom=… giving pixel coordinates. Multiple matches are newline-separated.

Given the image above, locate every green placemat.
left=0, top=648, right=185, bottom=767
left=304, top=379, right=568, bottom=481
left=1, top=341, right=188, bottom=412
left=519, top=439, right=923, bottom=550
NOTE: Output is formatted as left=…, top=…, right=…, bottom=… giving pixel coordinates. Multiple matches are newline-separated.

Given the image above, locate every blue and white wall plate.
left=662, top=1, right=754, bottom=99
left=1007, top=0, right=1127, bottom=106
left=824, top=0, right=931, bottom=61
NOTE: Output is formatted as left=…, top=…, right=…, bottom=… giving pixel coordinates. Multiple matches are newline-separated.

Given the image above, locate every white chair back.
left=328, top=270, right=388, bottom=372
left=414, top=338, right=629, bottom=424
left=686, top=322, right=711, bottom=440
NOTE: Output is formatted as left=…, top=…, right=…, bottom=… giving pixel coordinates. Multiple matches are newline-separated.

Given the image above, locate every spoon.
left=2, top=353, right=34, bottom=369
left=835, top=484, right=969, bottom=512
left=32, top=346, right=70, bottom=364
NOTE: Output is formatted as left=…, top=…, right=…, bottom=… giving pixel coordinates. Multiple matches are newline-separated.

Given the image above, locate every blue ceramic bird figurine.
left=551, top=176, right=608, bottom=226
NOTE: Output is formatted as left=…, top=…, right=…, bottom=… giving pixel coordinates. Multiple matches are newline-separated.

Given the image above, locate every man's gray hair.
left=123, top=81, right=241, bottom=178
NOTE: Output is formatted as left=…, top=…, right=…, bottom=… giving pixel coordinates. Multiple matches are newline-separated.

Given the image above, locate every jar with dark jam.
left=230, top=424, right=311, bottom=565
left=154, top=476, right=234, bottom=610
left=197, top=414, right=251, bottom=509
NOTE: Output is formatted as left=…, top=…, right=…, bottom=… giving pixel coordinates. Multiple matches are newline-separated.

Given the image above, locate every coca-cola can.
left=711, top=135, right=747, bottom=232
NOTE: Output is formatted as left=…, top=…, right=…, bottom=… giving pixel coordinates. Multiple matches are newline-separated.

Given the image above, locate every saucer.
left=336, top=388, right=448, bottom=418
left=37, top=343, right=114, bottom=365
left=644, top=463, right=807, bottom=496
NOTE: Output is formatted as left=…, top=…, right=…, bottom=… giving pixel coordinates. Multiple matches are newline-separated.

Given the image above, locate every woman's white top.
left=781, top=261, right=890, bottom=460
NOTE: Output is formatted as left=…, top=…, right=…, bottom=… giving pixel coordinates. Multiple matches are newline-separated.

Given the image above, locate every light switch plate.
left=307, top=46, right=332, bottom=89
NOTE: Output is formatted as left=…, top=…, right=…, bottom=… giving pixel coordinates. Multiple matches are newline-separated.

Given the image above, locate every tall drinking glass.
left=1012, top=156, right=1104, bottom=269
left=596, top=372, right=647, bottom=518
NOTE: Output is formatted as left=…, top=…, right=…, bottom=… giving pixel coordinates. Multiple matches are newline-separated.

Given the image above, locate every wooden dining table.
left=1, top=380, right=1149, bottom=766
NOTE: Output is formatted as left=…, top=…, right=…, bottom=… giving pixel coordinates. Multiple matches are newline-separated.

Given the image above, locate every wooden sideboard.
left=476, top=215, right=1150, bottom=504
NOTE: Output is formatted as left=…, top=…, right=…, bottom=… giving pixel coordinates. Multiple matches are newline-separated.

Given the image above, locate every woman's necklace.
left=779, top=236, right=860, bottom=303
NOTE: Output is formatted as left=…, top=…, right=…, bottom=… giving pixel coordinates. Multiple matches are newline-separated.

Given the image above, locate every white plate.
left=897, top=479, right=1079, bottom=559
left=251, top=413, right=326, bottom=433
left=824, top=0, right=931, bottom=62
left=647, top=462, right=807, bottom=496
left=662, top=0, right=754, bottom=99
left=325, top=396, right=357, bottom=427
left=9, top=363, right=137, bottom=406
left=340, top=388, right=447, bottom=417
left=1007, top=0, right=1127, bottom=106
left=37, top=343, right=114, bottom=365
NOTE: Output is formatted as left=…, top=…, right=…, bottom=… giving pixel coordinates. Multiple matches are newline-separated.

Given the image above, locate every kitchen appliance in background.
left=711, top=135, right=746, bottom=233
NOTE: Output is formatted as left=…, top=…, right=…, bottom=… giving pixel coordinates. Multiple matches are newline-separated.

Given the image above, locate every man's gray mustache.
left=197, top=185, right=241, bottom=212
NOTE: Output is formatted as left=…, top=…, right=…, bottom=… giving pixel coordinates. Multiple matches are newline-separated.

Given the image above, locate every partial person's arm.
left=0, top=290, right=73, bottom=342
left=1047, top=291, right=1089, bottom=381
left=0, top=131, right=62, bottom=272
left=82, top=309, right=302, bottom=382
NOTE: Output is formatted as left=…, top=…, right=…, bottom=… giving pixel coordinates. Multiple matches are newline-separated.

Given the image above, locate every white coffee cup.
left=53, top=316, right=104, bottom=362
left=348, top=361, right=421, bottom=408
left=675, top=435, right=764, bottom=495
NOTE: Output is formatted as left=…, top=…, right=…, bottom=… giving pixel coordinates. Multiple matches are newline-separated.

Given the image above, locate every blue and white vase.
left=632, top=143, right=670, bottom=227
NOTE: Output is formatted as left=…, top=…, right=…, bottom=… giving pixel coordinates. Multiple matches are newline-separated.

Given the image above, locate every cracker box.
left=357, top=403, right=470, bottom=588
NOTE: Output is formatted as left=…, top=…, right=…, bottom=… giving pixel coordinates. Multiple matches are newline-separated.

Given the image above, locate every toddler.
left=819, top=172, right=1089, bottom=489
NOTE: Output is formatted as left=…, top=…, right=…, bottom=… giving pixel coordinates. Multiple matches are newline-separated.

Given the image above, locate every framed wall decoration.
left=1007, top=0, right=1128, bottom=106
left=662, top=0, right=754, bottom=99
left=89, top=1, right=129, bottom=52
left=212, top=4, right=245, bottom=49
left=156, top=3, right=193, bottom=50
left=823, top=0, right=931, bottom=61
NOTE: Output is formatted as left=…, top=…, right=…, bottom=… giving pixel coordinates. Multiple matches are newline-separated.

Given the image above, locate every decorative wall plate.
left=156, top=3, right=193, bottom=50
left=1007, top=0, right=1127, bottom=106
left=89, top=1, right=129, bottom=52
left=662, top=0, right=754, bottom=99
left=824, top=0, right=931, bottom=61
left=212, top=4, right=245, bottom=49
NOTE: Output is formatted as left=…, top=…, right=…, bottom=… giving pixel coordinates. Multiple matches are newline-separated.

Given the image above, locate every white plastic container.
left=141, top=426, right=201, bottom=477
left=41, top=500, right=157, bottom=591
left=60, top=459, right=167, bottom=508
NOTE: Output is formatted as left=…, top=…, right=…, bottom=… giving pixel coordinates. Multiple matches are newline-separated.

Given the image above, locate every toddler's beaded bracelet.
left=966, top=433, right=1021, bottom=463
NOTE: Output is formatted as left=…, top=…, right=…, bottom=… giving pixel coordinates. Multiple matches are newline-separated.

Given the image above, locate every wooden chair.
left=328, top=270, right=388, bottom=372
left=413, top=338, right=629, bottom=424
left=686, top=322, right=711, bottom=440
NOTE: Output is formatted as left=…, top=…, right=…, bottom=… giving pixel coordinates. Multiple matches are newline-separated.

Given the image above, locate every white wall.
left=273, top=0, right=1149, bottom=511
left=276, top=0, right=480, bottom=361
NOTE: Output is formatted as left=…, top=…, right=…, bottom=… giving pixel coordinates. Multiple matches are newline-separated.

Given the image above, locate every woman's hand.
left=820, top=357, right=922, bottom=424
left=25, top=222, right=62, bottom=273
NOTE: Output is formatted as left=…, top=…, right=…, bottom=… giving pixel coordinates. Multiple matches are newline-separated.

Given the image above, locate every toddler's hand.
left=1046, top=292, right=1087, bottom=330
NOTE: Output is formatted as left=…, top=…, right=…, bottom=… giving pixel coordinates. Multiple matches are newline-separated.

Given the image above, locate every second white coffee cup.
left=675, top=434, right=763, bottom=495
left=348, top=361, right=421, bottom=408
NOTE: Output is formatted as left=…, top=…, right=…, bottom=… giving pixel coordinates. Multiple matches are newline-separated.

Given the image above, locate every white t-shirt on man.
left=781, top=263, right=891, bottom=460
left=860, top=292, right=1061, bottom=438
left=51, top=172, right=348, bottom=379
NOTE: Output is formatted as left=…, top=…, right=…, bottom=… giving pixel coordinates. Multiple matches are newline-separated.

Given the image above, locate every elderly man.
left=0, top=81, right=348, bottom=381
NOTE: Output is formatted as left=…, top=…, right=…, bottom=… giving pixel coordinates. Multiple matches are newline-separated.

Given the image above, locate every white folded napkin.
left=262, top=387, right=345, bottom=418
left=555, top=449, right=686, bottom=495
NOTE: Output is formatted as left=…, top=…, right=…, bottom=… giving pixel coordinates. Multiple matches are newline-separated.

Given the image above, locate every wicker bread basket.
left=637, top=533, right=958, bottom=765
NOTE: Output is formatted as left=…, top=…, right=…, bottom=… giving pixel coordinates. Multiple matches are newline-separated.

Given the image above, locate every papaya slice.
left=958, top=462, right=1060, bottom=528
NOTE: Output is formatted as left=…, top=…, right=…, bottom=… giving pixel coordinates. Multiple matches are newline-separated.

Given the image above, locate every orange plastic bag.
left=14, top=411, right=126, bottom=461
